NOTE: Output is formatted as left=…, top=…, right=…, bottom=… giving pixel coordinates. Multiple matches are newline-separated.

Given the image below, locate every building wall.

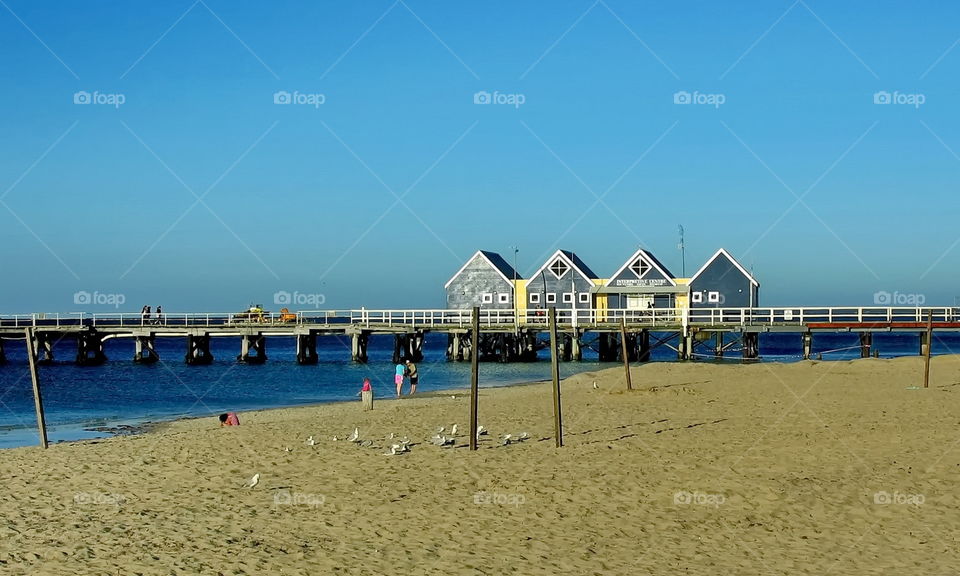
left=446, top=256, right=516, bottom=309
left=525, top=270, right=597, bottom=311
left=688, top=259, right=758, bottom=308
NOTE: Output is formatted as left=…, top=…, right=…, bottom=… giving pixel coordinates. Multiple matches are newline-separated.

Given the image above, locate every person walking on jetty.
left=154, top=305, right=163, bottom=325
left=405, top=359, right=419, bottom=395
left=395, top=362, right=405, bottom=397
left=140, top=305, right=150, bottom=324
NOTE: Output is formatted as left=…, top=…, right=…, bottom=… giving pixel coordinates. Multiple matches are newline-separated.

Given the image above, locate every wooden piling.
left=923, top=311, right=933, bottom=388
left=361, top=389, right=373, bottom=411
left=620, top=319, right=632, bottom=391
left=25, top=328, right=48, bottom=449
left=469, top=307, right=480, bottom=451
left=549, top=307, right=563, bottom=447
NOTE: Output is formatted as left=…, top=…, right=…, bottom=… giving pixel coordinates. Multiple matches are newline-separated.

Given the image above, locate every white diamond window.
left=548, top=258, right=569, bottom=279
left=629, top=257, right=650, bottom=278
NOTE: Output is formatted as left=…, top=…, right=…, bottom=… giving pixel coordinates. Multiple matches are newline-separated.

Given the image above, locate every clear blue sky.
left=1, top=0, right=958, bottom=312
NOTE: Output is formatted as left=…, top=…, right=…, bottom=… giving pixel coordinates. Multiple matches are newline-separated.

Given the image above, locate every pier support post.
left=742, top=332, right=759, bottom=360
left=408, top=330, right=424, bottom=362
left=0, top=338, right=6, bottom=365
left=134, top=335, right=159, bottom=364
left=859, top=332, right=872, bottom=359
left=32, top=332, right=54, bottom=364
left=802, top=333, right=813, bottom=360
left=714, top=332, right=724, bottom=358
left=392, top=334, right=405, bottom=364
left=571, top=330, right=582, bottom=362
left=561, top=334, right=572, bottom=362
left=447, top=333, right=462, bottom=361
left=298, top=333, right=319, bottom=365
left=185, top=334, right=213, bottom=365
left=598, top=333, right=619, bottom=362
left=638, top=329, right=650, bottom=362
left=76, top=331, right=107, bottom=366
left=239, top=334, right=266, bottom=364
left=348, top=332, right=367, bottom=364
left=683, top=330, right=695, bottom=361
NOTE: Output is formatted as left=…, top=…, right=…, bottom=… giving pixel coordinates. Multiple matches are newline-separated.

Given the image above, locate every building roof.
left=607, top=247, right=676, bottom=286
left=689, top=248, right=760, bottom=287
left=527, top=249, right=600, bottom=283
left=443, top=250, right=522, bottom=289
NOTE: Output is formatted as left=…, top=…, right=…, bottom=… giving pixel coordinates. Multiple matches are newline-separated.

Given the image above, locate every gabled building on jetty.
left=525, top=249, right=601, bottom=311
left=594, top=248, right=684, bottom=310
left=687, top=248, right=759, bottom=308
left=444, top=250, right=522, bottom=310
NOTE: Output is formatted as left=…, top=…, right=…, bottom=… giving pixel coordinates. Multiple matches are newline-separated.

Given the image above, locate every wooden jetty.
left=1, top=306, right=959, bottom=366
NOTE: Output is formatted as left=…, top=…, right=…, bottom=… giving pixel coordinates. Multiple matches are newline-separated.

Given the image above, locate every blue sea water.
left=0, top=331, right=957, bottom=449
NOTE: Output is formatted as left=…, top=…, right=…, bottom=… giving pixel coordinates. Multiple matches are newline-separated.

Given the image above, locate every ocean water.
left=1, top=330, right=957, bottom=449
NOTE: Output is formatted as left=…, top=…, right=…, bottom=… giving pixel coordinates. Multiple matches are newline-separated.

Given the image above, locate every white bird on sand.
left=592, top=381, right=599, bottom=389
left=389, top=432, right=395, bottom=440
left=502, top=434, right=513, bottom=446
left=305, top=436, right=316, bottom=446
left=432, top=434, right=455, bottom=446
left=476, top=425, right=487, bottom=440
left=283, top=447, right=292, bottom=452
left=437, top=426, right=445, bottom=434
left=332, top=436, right=339, bottom=442
left=360, top=440, right=374, bottom=448
left=451, top=424, right=458, bottom=436
left=243, top=473, right=260, bottom=488
left=348, top=427, right=360, bottom=443
left=518, top=432, right=529, bottom=441
left=384, top=444, right=404, bottom=456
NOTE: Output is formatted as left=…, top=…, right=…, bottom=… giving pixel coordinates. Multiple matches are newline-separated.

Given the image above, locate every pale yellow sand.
left=2, top=356, right=959, bottom=575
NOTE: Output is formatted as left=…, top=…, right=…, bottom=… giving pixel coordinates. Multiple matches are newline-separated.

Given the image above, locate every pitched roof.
left=689, top=248, right=759, bottom=287
left=607, top=248, right=676, bottom=285
left=444, top=250, right=521, bottom=289
left=527, top=249, right=599, bottom=283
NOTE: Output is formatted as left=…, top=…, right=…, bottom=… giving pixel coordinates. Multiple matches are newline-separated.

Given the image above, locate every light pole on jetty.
left=511, top=246, right=519, bottom=325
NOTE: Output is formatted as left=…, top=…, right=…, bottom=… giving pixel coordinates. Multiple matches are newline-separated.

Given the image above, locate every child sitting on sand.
left=219, top=412, right=240, bottom=426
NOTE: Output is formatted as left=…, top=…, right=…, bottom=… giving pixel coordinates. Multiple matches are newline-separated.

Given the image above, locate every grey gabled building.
left=525, top=249, right=599, bottom=311
left=599, top=248, right=684, bottom=310
left=445, top=250, right=521, bottom=310
left=688, top=248, right=759, bottom=308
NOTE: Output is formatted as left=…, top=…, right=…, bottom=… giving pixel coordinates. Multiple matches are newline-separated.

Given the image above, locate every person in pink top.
left=219, top=412, right=240, bottom=426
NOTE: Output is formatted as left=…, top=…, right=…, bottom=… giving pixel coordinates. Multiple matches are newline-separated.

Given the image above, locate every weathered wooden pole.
left=469, top=307, right=480, bottom=451
left=620, top=319, right=632, bottom=391
left=549, top=307, right=563, bottom=447
left=25, top=328, right=48, bottom=449
left=923, top=310, right=933, bottom=388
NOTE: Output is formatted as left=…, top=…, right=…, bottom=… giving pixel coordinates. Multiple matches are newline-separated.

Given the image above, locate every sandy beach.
left=2, top=356, right=959, bottom=575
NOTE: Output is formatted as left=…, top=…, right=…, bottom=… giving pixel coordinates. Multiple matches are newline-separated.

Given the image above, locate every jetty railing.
left=2, top=307, right=959, bottom=330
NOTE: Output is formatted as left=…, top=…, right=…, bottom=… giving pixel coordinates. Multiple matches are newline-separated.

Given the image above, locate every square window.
left=498, top=293, right=510, bottom=304
left=707, top=291, right=720, bottom=303
left=691, top=292, right=703, bottom=303
left=546, top=293, right=557, bottom=304
left=529, top=293, right=541, bottom=304
left=578, top=292, right=590, bottom=304
left=481, top=293, right=493, bottom=304
left=562, top=293, right=574, bottom=303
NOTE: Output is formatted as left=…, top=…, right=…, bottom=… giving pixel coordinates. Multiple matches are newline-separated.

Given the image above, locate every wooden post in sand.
left=469, top=307, right=480, bottom=451
left=923, top=310, right=933, bottom=388
left=548, top=307, right=563, bottom=447
left=620, top=319, right=632, bottom=391
left=361, top=390, right=373, bottom=411
left=25, top=328, right=48, bottom=449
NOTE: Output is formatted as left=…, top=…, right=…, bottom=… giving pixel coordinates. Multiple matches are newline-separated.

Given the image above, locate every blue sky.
left=1, top=0, right=959, bottom=312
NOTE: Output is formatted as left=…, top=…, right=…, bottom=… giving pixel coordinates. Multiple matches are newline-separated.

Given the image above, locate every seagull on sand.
left=475, top=425, right=487, bottom=440
left=502, top=434, right=513, bottom=446
left=243, top=473, right=260, bottom=488
left=348, top=427, right=360, bottom=443
left=437, top=426, right=445, bottom=434
left=518, top=432, right=529, bottom=441
left=305, top=436, right=316, bottom=446
left=451, top=424, right=458, bottom=436
left=592, top=381, right=599, bottom=389
left=432, top=434, right=454, bottom=446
